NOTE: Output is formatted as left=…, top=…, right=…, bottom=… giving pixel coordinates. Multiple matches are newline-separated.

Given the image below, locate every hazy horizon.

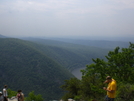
left=0, top=0, right=134, bottom=40
left=1, top=34, right=133, bottom=42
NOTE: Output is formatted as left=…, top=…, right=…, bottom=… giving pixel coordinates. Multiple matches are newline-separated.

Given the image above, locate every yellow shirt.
left=107, top=79, right=116, bottom=98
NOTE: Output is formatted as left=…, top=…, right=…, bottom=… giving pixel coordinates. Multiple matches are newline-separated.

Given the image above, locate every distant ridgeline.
left=0, top=36, right=130, bottom=100
left=22, top=37, right=110, bottom=70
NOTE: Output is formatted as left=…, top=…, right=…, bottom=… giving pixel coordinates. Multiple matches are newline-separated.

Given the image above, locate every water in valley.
left=71, top=67, right=86, bottom=79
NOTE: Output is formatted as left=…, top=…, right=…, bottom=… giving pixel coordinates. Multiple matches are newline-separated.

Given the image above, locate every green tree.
left=81, top=43, right=134, bottom=101
left=105, top=43, right=134, bottom=83
left=116, top=83, right=134, bottom=101
left=61, top=42, right=134, bottom=101
left=25, top=91, right=44, bottom=101
left=81, top=42, right=134, bottom=83
left=7, top=89, right=17, bottom=98
left=60, top=78, right=80, bottom=100
left=80, top=75, right=104, bottom=100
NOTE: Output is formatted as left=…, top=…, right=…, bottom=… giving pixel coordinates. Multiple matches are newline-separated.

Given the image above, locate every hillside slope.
left=22, top=38, right=110, bottom=70
left=0, top=38, right=74, bottom=100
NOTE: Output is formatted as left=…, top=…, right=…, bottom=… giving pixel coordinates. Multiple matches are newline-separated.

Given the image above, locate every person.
left=16, top=90, right=21, bottom=101
left=0, top=91, right=4, bottom=101
left=3, top=85, right=8, bottom=101
left=16, top=90, right=24, bottom=101
left=103, top=76, right=117, bottom=101
left=19, top=90, right=24, bottom=101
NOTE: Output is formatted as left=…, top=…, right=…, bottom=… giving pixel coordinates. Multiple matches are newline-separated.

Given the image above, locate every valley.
left=0, top=35, right=131, bottom=100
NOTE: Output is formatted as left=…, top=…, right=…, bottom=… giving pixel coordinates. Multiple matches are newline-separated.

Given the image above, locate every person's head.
left=106, top=76, right=112, bottom=83
left=4, top=85, right=7, bottom=88
left=18, top=90, right=22, bottom=93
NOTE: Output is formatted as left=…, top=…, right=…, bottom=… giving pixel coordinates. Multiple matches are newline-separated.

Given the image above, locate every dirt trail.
left=8, top=98, right=17, bottom=101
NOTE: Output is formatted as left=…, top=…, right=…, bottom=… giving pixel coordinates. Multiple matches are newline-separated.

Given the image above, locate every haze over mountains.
left=0, top=34, right=132, bottom=100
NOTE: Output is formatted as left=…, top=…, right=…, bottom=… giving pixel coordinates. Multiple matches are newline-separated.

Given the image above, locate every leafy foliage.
left=116, top=83, right=134, bottom=101
left=81, top=42, right=134, bottom=83
left=25, top=91, right=44, bottom=101
left=61, top=43, right=134, bottom=101
left=61, top=78, right=80, bottom=100
left=7, top=88, right=17, bottom=98
left=7, top=89, right=44, bottom=101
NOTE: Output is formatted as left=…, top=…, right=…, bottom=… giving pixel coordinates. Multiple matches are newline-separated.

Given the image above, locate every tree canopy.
left=61, top=42, right=134, bottom=101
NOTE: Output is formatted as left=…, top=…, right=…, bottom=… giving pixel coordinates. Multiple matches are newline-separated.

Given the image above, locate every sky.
left=0, top=0, right=134, bottom=39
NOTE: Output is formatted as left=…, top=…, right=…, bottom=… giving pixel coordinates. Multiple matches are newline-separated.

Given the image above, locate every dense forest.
left=0, top=37, right=109, bottom=100
left=0, top=38, right=74, bottom=100
left=0, top=35, right=132, bottom=100
left=22, top=37, right=111, bottom=70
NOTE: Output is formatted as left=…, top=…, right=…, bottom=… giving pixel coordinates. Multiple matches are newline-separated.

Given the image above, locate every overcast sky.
left=0, top=0, right=134, bottom=39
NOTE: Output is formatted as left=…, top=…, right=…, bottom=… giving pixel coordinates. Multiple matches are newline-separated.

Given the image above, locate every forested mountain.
left=0, top=37, right=112, bottom=100
left=22, top=37, right=110, bottom=70
left=0, top=38, right=74, bottom=100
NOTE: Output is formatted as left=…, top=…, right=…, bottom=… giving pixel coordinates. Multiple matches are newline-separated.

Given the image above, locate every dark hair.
left=18, top=90, right=22, bottom=93
left=4, top=85, right=7, bottom=88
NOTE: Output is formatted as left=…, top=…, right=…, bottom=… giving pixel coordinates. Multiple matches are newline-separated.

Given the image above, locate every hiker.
left=16, top=90, right=24, bottom=101
left=19, top=90, right=24, bottom=101
left=103, top=76, right=117, bottom=101
left=3, top=85, right=8, bottom=101
left=0, top=91, right=4, bottom=101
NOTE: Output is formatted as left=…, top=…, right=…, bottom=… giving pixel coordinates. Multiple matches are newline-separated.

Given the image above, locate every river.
left=71, top=67, right=86, bottom=79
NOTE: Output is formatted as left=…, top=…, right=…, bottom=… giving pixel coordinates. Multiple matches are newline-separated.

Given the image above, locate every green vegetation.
left=23, top=38, right=110, bottom=71
left=0, top=37, right=131, bottom=100
left=0, top=38, right=74, bottom=100
left=7, top=89, right=17, bottom=98
left=0, top=38, right=109, bottom=100
left=7, top=89, right=44, bottom=101
left=25, top=91, right=44, bottom=101
left=61, top=43, right=134, bottom=101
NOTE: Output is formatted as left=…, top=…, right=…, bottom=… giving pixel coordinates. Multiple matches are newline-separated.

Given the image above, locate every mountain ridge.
left=21, top=37, right=110, bottom=70
left=0, top=36, right=130, bottom=100
left=0, top=38, right=73, bottom=100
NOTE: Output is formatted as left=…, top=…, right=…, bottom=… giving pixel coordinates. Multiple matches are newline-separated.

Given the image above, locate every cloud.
left=0, top=0, right=74, bottom=12
left=107, top=0, right=134, bottom=11
left=0, top=0, right=134, bottom=37
left=1, top=0, right=134, bottom=16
